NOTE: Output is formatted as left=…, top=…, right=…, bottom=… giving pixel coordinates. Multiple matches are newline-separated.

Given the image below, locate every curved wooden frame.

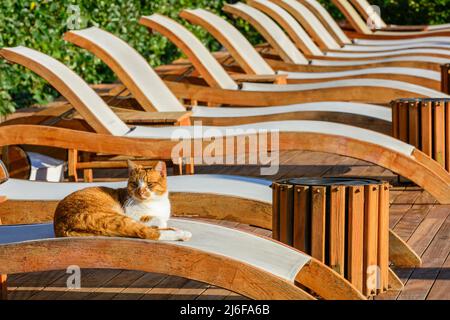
left=0, top=234, right=365, bottom=300
left=179, top=8, right=441, bottom=90
left=0, top=123, right=449, bottom=204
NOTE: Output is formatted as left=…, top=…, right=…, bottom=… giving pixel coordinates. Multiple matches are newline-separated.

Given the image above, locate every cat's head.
left=127, top=160, right=167, bottom=201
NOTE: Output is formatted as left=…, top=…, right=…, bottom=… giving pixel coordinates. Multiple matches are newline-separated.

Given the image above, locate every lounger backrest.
left=331, top=0, right=373, bottom=34
left=180, top=9, right=275, bottom=75
left=301, top=0, right=352, bottom=45
left=248, top=0, right=323, bottom=56
left=223, top=3, right=308, bottom=65
left=64, top=28, right=184, bottom=112
left=0, top=47, right=129, bottom=136
left=273, top=0, right=341, bottom=50
left=350, top=0, right=387, bottom=28
left=140, top=14, right=239, bottom=90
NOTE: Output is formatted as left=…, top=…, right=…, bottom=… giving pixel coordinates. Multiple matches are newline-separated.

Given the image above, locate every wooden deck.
left=4, top=150, right=450, bottom=300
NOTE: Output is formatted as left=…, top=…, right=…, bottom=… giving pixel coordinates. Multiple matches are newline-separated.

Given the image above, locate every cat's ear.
left=127, top=160, right=139, bottom=173
left=154, top=161, right=167, bottom=178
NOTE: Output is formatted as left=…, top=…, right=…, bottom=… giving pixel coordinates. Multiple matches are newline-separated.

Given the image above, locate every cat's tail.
left=55, top=212, right=191, bottom=241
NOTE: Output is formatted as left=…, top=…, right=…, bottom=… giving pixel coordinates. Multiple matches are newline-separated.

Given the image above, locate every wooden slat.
left=391, top=101, right=399, bottom=139
left=420, top=101, right=433, bottom=156
left=311, top=186, right=327, bottom=263
left=398, top=102, right=409, bottom=142
left=347, top=186, right=364, bottom=293
left=408, top=101, right=420, bottom=148
left=67, top=149, right=78, bottom=182
left=329, top=186, right=346, bottom=275
left=364, top=185, right=380, bottom=296
left=271, top=183, right=280, bottom=241
left=433, top=100, right=445, bottom=167
left=378, top=183, right=390, bottom=293
left=279, top=184, right=294, bottom=245
left=293, top=185, right=310, bottom=252
left=445, top=101, right=450, bottom=172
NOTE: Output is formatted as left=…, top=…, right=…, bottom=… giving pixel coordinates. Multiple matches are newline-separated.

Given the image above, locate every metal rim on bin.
left=276, top=177, right=383, bottom=187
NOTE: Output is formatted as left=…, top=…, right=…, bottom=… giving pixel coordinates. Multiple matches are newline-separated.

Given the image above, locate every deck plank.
left=398, top=214, right=450, bottom=300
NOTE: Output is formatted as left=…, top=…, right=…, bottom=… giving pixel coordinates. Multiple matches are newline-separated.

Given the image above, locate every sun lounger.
left=330, top=0, right=450, bottom=40
left=139, top=14, right=448, bottom=105
left=2, top=42, right=391, bottom=132
left=253, top=0, right=450, bottom=58
left=1, top=46, right=449, bottom=203
left=0, top=173, right=420, bottom=284
left=349, top=0, right=450, bottom=33
left=0, top=173, right=421, bottom=266
left=0, top=205, right=365, bottom=300
left=179, top=8, right=443, bottom=90
left=222, top=2, right=450, bottom=72
left=280, top=0, right=450, bottom=51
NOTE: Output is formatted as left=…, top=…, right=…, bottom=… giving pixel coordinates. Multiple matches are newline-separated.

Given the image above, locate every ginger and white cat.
left=54, top=161, right=191, bottom=241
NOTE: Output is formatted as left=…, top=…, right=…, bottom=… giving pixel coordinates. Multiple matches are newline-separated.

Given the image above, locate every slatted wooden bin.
left=391, top=98, right=450, bottom=171
left=272, top=177, right=390, bottom=297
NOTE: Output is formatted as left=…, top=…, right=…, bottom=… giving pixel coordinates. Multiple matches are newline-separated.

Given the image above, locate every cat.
left=53, top=160, right=192, bottom=241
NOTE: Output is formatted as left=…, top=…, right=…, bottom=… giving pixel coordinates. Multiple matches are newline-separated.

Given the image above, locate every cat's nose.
left=138, top=188, right=149, bottom=197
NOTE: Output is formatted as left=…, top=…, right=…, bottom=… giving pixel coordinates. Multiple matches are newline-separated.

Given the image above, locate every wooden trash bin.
left=391, top=98, right=450, bottom=171
left=272, top=177, right=390, bottom=297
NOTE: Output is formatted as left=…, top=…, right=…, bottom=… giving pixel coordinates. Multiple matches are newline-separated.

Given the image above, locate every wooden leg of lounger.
left=0, top=215, right=7, bottom=300
left=68, top=149, right=78, bottom=182
left=82, top=153, right=93, bottom=182
left=185, top=157, right=194, bottom=175
left=388, top=268, right=404, bottom=291
left=0, top=274, right=7, bottom=300
left=389, top=230, right=422, bottom=267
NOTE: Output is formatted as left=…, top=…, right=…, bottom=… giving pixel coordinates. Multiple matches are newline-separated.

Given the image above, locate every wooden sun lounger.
left=1, top=46, right=449, bottom=203
left=331, top=0, right=450, bottom=40
left=0, top=216, right=365, bottom=299
left=254, top=0, right=450, bottom=59
left=2, top=43, right=391, bottom=132
left=223, top=2, right=450, bottom=73
left=139, top=14, right=448, bottom=104
left=179, top=8, right=443, bottom=90
left=348, top=0, right=450, bottom=32
left=279, top=0, right=450, bottom=52
left=0, top=174, right=420, bottom=280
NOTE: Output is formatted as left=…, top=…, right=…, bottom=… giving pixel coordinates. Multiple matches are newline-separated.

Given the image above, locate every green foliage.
left=319, top=0, right=450, bottom=25
left=0, top=0, right=261, bottom=115
left=0, top=0, right=448, bottom=115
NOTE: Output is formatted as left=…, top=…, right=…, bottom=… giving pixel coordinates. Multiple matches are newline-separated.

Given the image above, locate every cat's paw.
left=175, top=230, right=192, bottom=241
left=159, top=229, right=192, bottom=241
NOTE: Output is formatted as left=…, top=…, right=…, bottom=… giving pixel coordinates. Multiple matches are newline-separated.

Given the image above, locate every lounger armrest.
left=113, top=108, right=192, bottom=126
left=231, top=73, right=288, bottom=84
left=379, top=25, right=427, bottom=32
